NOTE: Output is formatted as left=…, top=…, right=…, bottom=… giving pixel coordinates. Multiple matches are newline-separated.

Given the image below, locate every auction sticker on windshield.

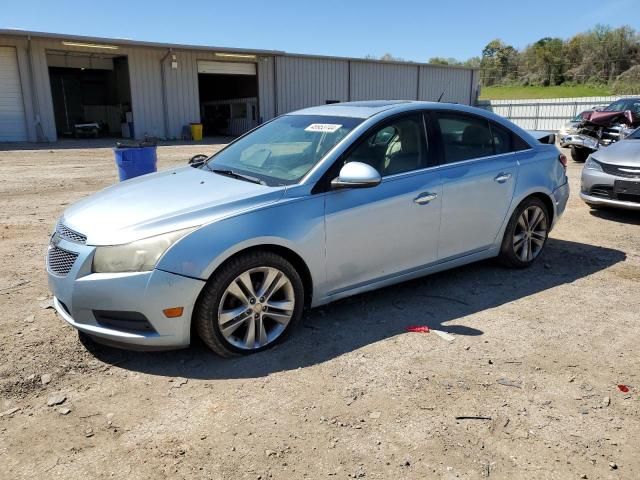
left=305, top=123, right=342, bottom=133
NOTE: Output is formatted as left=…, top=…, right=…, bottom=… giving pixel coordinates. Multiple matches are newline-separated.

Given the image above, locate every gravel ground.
left=0, top=140, right=638, bottom=480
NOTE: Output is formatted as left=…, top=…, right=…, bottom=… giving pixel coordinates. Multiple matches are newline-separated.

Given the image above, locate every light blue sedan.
left=47, top=101, right=569, bottom=356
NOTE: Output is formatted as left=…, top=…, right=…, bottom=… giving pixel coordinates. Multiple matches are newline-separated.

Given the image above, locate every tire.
left=498, top=197, right=550, bottom=268
left=194, top=251, right=304, bottom=357
left=570, top=146, right=590, bottom=163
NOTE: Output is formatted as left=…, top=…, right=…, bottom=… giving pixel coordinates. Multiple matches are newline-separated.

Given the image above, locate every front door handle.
left=494, top=172, right=512, bottom=183
left=414, top=192, right=438, bottom=205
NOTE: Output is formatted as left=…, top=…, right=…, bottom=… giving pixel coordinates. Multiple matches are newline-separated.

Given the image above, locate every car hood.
left=592, top=139, right=640, bottom=166
left=61, top=166, right=285, bottom=245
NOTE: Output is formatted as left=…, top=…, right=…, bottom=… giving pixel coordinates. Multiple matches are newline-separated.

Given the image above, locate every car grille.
left=47, top=246, right=78, bottom=276
left=590, top=184, right=640, bottom=204
left=56, top=223, right=87, bottom=244
left=600, top=162, right=640, bottom=179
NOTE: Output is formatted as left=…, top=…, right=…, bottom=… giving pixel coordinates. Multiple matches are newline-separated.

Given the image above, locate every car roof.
left=287, top=101, right=539, bottom=146
left=289, top=100, right=426, bottom=119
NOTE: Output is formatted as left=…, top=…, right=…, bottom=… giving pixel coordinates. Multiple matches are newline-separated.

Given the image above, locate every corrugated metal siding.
left=0, top=33, right=478, bottom=142
left=418, top=65, right=472, bottom=103
left=127, top=48, right=165, bottom=139
left=350, top=62, right=418, bottom=101
left=257, top=56, right=275, bottom=122
left=275, top=56, right=349, bottom=113
left=164, top=50, right=200, bottom=138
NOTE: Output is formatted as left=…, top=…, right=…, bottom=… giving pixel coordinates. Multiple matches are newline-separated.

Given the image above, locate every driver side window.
left=343, top=114, right=428, bottom=177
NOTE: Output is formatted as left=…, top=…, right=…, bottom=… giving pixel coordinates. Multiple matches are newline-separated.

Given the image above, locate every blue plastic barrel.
left=113, top=145, right=157, bottom=181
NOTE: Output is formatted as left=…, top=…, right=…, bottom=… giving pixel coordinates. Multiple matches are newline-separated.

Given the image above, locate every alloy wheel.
left=217, top=267, right=295, bottom=350
left=512, top=205, right=548, bottom=262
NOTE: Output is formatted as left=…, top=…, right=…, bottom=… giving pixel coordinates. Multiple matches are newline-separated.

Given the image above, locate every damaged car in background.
left=560, top=98, right=640, bottom=162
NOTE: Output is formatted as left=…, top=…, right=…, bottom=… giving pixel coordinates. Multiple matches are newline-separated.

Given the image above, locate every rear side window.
left=512, top=134, right=531, bottom=151
left=491, top=122, right=531, bottom=153
left=434, top=112, right=531, bottom=163
left=434, top=113, right=493, bottom=163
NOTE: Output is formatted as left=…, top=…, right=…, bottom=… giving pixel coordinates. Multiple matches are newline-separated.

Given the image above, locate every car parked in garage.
left=580, top=126, right=640, bottom=210
left=47, top=101, right=569, bottom=356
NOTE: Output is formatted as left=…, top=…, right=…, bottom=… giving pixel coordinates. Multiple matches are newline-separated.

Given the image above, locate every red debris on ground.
left=407, top=326, right=430, bottom=333
left=618, top=384, right=630, bottom=393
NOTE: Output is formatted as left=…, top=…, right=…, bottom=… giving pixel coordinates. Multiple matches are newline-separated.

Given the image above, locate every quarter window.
left=490, top=122, right=513, bottom=155
left=343, top=114, right=428, bottom=176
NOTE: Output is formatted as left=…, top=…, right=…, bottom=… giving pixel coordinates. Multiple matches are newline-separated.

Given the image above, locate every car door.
left=323, top=113, right=442, bottom=295
left=429, top=111, right=522, bottom=260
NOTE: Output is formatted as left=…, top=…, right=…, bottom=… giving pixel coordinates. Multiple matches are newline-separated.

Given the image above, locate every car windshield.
left=204, top=115, right=363, bottom=186
left=604, top=99, right=640, bottom=114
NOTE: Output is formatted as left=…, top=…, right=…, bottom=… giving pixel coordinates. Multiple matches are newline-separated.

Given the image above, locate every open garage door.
left=47, top=51, right=132, bottom=139
left=197, top=60, right=258, bottom=136
left=0, top=47, right=28, bottom=141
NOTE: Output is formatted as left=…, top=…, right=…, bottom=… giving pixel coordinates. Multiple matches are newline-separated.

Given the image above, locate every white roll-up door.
left=0, top=47, right=28, bottom=141
left=197, top=60, right=256, bottom=75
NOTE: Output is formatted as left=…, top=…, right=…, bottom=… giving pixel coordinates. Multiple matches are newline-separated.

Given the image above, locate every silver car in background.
left=581, top=127, right=640, bottom=210
left=47, top=101, right=569, bottom=357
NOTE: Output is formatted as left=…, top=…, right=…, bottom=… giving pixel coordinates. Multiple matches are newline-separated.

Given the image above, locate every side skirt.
left=312, top=247, right=500, bottom=308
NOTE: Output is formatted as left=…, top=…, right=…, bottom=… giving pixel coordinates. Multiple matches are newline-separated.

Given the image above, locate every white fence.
left=476, top=95, right=636, bottom=131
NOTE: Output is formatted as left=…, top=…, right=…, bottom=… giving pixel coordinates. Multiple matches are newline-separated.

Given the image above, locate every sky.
left=3, top=0, right=639, bottom=61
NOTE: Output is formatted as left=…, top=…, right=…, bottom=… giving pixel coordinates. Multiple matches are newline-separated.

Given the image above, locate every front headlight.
left=584, top=156, right=603, bottom=172
left=92, top=227, right=196, bottom=273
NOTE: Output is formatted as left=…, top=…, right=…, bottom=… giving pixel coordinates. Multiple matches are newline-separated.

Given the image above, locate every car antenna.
left=437, top=89, right=446, bottom=102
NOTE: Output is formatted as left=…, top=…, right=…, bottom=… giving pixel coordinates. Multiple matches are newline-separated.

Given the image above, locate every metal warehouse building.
left=0, top=29, right=480, bottom=142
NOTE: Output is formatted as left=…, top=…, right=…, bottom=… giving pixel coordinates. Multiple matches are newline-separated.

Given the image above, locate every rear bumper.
left=580, top=192, right=640, bottom=211
left=47, top=235, right=205, bottom=349
left=552, top=181, right=570, bottom=227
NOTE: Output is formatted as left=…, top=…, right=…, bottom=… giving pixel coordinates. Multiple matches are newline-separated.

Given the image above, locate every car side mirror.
left=331, top=162, right=381, bottom=189
left=188, top=154, right=208, bottom=167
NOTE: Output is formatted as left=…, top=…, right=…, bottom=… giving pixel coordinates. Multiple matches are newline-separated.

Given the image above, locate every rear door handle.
left=414, top=192, right=438, bottom=205
left=494, top=173, right=512, bottom=183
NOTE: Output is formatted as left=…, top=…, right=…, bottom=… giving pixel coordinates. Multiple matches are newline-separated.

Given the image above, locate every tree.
left=380, top=53, right=404, bottom=62
left=480, top=39, right=517, bottom=85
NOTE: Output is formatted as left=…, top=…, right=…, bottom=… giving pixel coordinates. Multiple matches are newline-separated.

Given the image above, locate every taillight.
left=558, top=154, right=567, bottom=169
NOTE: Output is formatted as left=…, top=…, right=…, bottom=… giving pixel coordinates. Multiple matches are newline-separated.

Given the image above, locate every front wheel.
left=498, top=198, right=550, bottom=268
left=570, top=146, right=590, bottom=163
left=194, top=251, right=304, bottom=357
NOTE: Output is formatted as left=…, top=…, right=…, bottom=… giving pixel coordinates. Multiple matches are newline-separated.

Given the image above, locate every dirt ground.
left=0, top=139, right=638, bottom=480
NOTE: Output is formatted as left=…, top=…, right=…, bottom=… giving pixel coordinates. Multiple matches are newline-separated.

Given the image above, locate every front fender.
left=156, top=194, right=326, bottom=296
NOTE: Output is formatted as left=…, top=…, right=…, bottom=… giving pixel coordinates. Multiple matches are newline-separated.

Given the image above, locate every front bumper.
left=580, top=192, right=640, bottom=210
left=560, top=134, right=599, bottom=150
left=47, top=236, right=205, bottom=349
left=580, top=168, right=640, bottom=211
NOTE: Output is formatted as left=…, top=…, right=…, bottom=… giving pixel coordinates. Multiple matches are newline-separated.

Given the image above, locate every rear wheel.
left=499, top=197, right=550, bottom=268
left=570, top=146, right=590, bottom=163
left=194, top=251, right=304, bottom=357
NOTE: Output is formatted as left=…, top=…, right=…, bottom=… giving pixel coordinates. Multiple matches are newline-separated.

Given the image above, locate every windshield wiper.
left=209, top=168, right=266, bottom=185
